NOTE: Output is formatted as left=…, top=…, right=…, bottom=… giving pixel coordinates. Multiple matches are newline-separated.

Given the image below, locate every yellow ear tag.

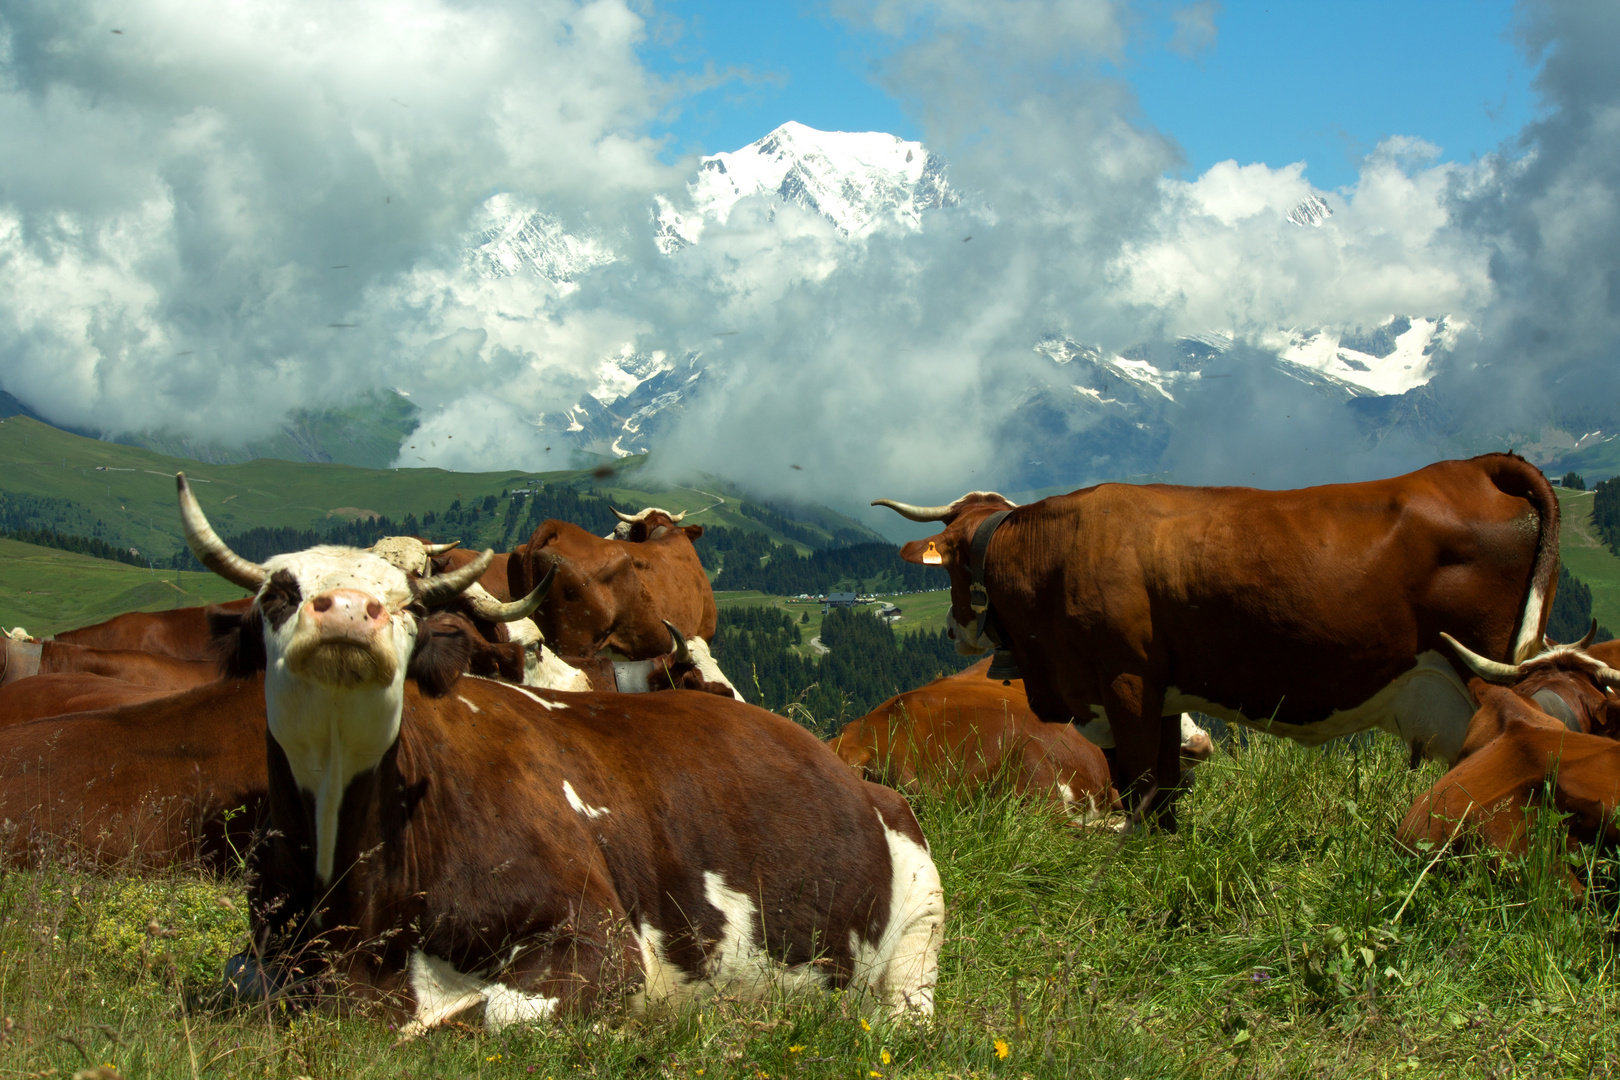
left=922, top=541, right=943, bottom=565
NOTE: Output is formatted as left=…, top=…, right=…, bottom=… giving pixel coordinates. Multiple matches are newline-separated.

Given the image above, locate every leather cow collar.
left=966, top=509, right=1020, bottom=682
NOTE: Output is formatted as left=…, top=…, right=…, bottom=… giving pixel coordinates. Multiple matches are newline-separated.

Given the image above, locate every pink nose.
left=306, top=589, right=387, bottom=638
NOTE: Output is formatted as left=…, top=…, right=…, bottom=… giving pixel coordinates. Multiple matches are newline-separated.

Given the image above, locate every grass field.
left=716, top=589, right=955, bottom=656
left=3, top=735, right=1616, bottom=1079
left=1554, top=486, right=1620, bottom=632
left=0, top=416, right=880, bottom=565
left=0, top=538, right=250, bottom=636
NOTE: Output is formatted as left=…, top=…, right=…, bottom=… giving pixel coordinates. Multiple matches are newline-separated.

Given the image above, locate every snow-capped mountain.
left=655, top=121, right=956, bottom=251
left=456, top=123, right=1478, bottom=479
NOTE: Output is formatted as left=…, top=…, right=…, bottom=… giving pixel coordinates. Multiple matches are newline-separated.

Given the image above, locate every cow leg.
left=1105, top=674, right=1180, bottom=829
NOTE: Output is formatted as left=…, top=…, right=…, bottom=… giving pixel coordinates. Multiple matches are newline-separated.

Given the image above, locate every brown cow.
left=1, top=638, right=218, bottom=691
left=0, top=677, right=269, bottom=868
left=828, top=659, right=1118, bottom=821
left=433, top=546, right=513, bottom=601
left=875, top=453, right=1560, bottom=826
left=0, top=673, right=175, bottom=728
left=508, top=515, right=717, bottom=659
left=52, top=597, right=254, bottom=659
left=179, top=474, right=942, bottom=1033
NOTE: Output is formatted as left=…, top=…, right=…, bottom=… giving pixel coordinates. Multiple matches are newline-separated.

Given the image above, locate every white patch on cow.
left=633, top=923, right=691, bottom=1009
left=457, top=695, right=481, bottom=714
left=496, top=681, right=570, bottom=710
left=5, top=626, right=29, bottom=642
left=683, top=637, right=742, bottom=700
left=523, top=644, right=593, bottom=692
left=563, top=780, right=610, bottom=820
left=848, top=810, right=943, bottom=1017
left=398, top=950, right=558, bottom=1039
left=1163, top=650, right=1475, bottom=763
left=505, top=618, right=542, bottom=648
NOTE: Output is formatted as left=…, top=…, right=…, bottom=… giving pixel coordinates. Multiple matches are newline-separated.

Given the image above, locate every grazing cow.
left=52, top=597, right=254, bottom=660
left=1, top=637, right=218, bottom=691
left=1399, top=634, right=1620, bottom=865
left=0, top=677, right=269, bottom=868
left=609, top=506, right=687, bottom=541
left=179, top=475, right=942, bottom=1032
left=827, top=659, right=1118, bottom=821
left=508, top=515, right=718, bottom=659
left=875, top=454, right=1560, bottom=826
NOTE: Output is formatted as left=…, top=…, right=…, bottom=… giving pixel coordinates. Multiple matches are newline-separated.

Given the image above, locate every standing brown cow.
left=875, top=454, right=1559, bottom=827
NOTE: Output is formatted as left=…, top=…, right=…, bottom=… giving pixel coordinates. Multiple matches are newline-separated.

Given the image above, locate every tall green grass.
left=2, top=735, right=1617, bottom=1078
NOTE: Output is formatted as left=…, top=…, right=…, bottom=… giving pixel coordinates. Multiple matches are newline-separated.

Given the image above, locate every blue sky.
left=644, top=0, right=1539, bottom=191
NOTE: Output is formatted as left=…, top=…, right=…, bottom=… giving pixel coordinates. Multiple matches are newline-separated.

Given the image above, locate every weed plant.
left=2, top=735, right=1617, bottom=1078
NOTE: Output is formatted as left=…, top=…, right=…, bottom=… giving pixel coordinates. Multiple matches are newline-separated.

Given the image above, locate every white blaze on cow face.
left=256, top=546, right=420, bottom=885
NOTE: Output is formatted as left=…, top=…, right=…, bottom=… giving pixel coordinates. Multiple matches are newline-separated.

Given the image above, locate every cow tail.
left=1485, top=453, right=1561, bottom=663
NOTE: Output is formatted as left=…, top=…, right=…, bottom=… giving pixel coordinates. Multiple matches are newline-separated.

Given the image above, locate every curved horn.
left=871, top=498, right=957, bottom=523
left=669, top=510, right=687, bottom=523
left=1597, top=666, right=1620, bottom=688
left=423, top=540, right=461, bottom=556
left=662, top=620, right=692, bottom=665
left=463, top=565, right=556, bottom=622
left=413, top=549, right=493, bottom=608
left=1440, top=633, right=1523, bottom=684
left=177, top=473, right=268, bottom=592
left=612, top=506, right=637, bottom=523
left=1575, top=619, right=1599, bottom=650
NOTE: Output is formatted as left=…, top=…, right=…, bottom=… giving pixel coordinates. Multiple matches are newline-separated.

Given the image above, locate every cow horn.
left=670, top=510, right=687, bottom=523
left=423, top=541, right=461, bottom=556
left=1440, top=633, right=1523, bottom=684
left=1597, top=666, right=1620, bottom=688
left=663, top=620, right=692, bottom=664
left=612, top=507, right=637, bottom=523
left=413, top=549, right=493, bottom=607
left=871, top=498, right=957, bottom=522
left=463, top=565, right=556, bottom=622
left=177, top=473, right=268, bottom=591
left=1575, top=619, right=1599, bottom=650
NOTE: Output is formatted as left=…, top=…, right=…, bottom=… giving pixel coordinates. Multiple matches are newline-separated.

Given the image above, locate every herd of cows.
left=2, top=452, right=1620, bottom=1035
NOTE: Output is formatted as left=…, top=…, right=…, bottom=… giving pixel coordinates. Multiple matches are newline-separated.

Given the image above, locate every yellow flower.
left=861, top=1018, right=872, bottom=1032
left=870, top=1073, right=883, bottom=1078
left=881, top=1050, right=891, bottom=1065
left=994, top=1038, right=1011, bottom=1060
left=788, top=1046, right=805, bottom=1054
left=486, top=1054, right=502, bottom=1062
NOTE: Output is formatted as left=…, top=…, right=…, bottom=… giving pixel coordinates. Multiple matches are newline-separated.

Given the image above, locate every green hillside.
left=0, top=416, right=881, bottom=564
left=1555, top=486, right=1620, bottom=632
left=0, top=538, right=250, bottom=636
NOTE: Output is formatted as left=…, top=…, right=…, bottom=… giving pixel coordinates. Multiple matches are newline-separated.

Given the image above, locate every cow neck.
left=967, top=510, right=1014, bottom=656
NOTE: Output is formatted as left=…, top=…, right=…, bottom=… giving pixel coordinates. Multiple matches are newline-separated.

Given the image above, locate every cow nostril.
left=366, top=600, right=383, bottom=620
left=312, top=596, right=333, bottom=613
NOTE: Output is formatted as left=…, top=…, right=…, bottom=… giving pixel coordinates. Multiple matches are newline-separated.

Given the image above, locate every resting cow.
left=1, top=637, right=218, bottom=691
left=0, top=672, right=176, bottom=729
left=1400, top=634, right=1620, bottom=865
left=827, top=659, right=1118, bottom=821
left=179, top=476, right=942, bottom=1032
left=875, top=453, right=1559, bottom=826
left=0, top=677, right=268, bottom=868
left=508, top=512, right=718, bottom=659
left=51, top=597, right=253, bottom=660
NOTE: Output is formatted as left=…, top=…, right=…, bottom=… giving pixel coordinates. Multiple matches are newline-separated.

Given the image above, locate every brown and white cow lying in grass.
left=1400, top=632, right=1620, bottom=873
left=178, top=474, right=943, bottom=1033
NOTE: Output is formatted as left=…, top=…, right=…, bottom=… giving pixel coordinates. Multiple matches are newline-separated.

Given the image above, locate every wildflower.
left=788, top=1046, right=805, bottom=1054
left=870, top=1073, right=883, bottom=1078
left=860, top=1018, right=872, bottom=1032
left=487, top=1054, right=502, bottom=1062
left=994, top=1038, right=1010, bottom=1060
left=881, top=1050, right=891, bottom=1065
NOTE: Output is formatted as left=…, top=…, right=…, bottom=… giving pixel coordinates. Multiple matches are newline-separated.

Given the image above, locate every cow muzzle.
left=284, top=589, right=399, bottom=687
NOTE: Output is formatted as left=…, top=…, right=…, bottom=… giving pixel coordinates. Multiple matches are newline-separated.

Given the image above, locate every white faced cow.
left=177, top=475, right=942, bottom=1035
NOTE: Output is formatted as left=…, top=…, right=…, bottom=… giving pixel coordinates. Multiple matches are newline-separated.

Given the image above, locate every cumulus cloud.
left=0, top=0, right=680, bottom=441
left=5, top=0, right=1619, bottom=515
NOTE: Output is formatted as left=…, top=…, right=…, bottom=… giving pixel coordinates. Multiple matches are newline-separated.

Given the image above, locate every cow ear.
left=681, top=524, right=705, bottom=540
left=899, top=534, right=952, bottom=566
left=408, top=618, right=471, bottom=697
left=209, top=606, right=267, bottom=678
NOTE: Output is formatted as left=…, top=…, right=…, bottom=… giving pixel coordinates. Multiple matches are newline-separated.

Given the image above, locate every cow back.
left=53, top=597, right=253, bottom=661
